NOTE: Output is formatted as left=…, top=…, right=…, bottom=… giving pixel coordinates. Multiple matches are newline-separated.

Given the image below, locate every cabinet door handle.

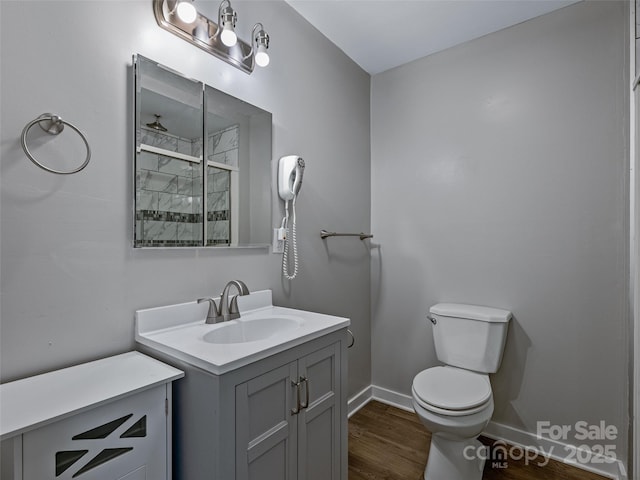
left=300, top=376, right=309, bottom=409
left=291, top=379, right=301, bottom=415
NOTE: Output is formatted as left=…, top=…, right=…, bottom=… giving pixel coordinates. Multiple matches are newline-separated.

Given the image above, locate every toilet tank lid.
left=430, top=303, right=512, bottom=323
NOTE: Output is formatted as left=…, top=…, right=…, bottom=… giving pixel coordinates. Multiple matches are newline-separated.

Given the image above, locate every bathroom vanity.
left=135, top=290, right=350, bottom=480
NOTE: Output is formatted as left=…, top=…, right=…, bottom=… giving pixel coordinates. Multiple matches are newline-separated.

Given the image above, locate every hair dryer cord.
left=282, top=198, right=298, bottom=280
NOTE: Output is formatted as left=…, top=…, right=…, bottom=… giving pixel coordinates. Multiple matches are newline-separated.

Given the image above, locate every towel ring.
left=21, top=113, right=91, bottom=175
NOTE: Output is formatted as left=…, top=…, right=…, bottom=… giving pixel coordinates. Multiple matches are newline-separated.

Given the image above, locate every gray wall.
left=371, top=0, right=629, bottom=458
left=1, top=0, right=631, bottom=469
left=0, top=0, right=371, bottom=399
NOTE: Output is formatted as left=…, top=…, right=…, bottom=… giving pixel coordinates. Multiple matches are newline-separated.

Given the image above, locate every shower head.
left=146, top=114, right=168, bottom=132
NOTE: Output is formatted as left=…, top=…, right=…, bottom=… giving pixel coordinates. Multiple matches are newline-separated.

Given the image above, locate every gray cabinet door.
left=297, top=343, right=341, bottom=480
left=235, top=361, right=298, bottom=480
left=235, top=341, right=342, bottom=480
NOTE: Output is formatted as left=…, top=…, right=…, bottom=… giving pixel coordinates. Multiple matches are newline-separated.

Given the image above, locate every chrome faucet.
left=220, top=280, right=250, bottom=321
left=198, top=281, right=250, bottom=324
left=197, top=297, right=221, bottom=324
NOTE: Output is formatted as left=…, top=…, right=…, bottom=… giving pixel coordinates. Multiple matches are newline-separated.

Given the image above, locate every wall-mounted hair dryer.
left=278, top=155, right=305, bottom=280
left=278, top=155, right=305, bottom=201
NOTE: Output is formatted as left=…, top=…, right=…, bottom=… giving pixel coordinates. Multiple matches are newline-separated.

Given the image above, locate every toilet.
left=411, top=303, right=512, bottom=480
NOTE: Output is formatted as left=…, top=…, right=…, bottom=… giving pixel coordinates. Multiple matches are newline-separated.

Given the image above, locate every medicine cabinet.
left=133, top=54, right=271, bottom=248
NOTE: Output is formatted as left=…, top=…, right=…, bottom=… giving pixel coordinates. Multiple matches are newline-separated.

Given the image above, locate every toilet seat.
left=412, top=366, right=492, bottom=416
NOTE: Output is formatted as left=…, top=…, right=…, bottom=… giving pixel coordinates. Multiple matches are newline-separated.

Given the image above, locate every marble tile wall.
left=206, top=125, right=237, bottom=245
left=135, top=126, right=236, bottom=246
left=140, top=126, right=203, bottom=158
left=208, top=125, right=238, bottom=167
left=135, top=127, right=203, bottom=247
left=207, top=167, right=230, bottom=245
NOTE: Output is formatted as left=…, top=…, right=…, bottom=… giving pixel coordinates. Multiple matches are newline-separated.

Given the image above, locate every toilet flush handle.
left=427, top=315, right=437, bottom=325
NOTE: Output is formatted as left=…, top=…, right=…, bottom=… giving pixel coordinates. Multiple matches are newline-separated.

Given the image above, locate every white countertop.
left=135, top=290, right=350, bottom=375
left=0, top=351, right=184, bottom=440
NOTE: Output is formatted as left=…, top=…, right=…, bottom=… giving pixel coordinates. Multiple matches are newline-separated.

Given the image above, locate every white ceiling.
left=286, top=0, right=580, bottom=75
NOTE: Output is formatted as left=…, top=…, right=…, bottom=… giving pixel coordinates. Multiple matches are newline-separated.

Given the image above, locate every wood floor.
left=348, top=401, right=610, bottom=480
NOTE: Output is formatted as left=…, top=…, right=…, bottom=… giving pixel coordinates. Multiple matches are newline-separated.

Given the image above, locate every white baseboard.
left=347, top=386, right=372, bottom=418
left=347, top=385, right=628, bottom=480
left=347, top=384, right=413, bottom=417
left=371, top=385, right=414, bottom=411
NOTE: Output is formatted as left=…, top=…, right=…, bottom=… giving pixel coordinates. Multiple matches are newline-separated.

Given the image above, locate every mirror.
left=133, top=54, right=272, bottom=248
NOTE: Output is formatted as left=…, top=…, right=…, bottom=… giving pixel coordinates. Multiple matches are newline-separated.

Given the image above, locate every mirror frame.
left=132, top=54, right=272, bottom=249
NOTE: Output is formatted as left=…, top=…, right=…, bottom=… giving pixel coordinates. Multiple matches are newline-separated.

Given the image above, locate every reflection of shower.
left=146, top=114, right=168, bottom=132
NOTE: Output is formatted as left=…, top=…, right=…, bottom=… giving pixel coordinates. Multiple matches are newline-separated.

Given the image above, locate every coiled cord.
left=282, top=221, right=298, bottom=280
left=282, top=198, right=299, bottom=280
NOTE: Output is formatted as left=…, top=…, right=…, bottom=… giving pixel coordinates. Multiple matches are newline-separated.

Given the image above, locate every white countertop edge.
left=135, top=290, right=350, bottom=375
left=136, top=319, right=349, bottom=375
left=0, top=351, right=184, bottom=440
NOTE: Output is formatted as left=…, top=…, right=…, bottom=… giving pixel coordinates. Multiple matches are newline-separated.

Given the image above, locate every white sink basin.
left=203, top=317, right=301, bottom=344
left=135, top=290, right=350, bottom=375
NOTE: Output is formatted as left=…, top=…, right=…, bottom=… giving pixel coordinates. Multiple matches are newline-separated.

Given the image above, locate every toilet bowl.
left=412, top=304, right=511, bottom=480
left=412, top=366, right=494, bottom=480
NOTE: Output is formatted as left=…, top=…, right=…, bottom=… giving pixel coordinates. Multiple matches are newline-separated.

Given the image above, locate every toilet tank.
left=430, top=303, right=512, bottom=373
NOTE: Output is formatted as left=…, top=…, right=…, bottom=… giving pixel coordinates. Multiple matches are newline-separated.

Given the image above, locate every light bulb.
left=220, top=22, right=237, bottom=47
left=176, top=1, right=197, bottom=23
left=255, top=44, right=270, bottom=67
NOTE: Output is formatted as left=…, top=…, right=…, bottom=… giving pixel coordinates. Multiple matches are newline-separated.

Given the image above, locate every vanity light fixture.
left=251, top=23, right=270, bottom=67
left=175, top=0, right=197, bottom=24
left=153, top=0, right=270, bottom=74
left=218, top=0, right=238, bottom=47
